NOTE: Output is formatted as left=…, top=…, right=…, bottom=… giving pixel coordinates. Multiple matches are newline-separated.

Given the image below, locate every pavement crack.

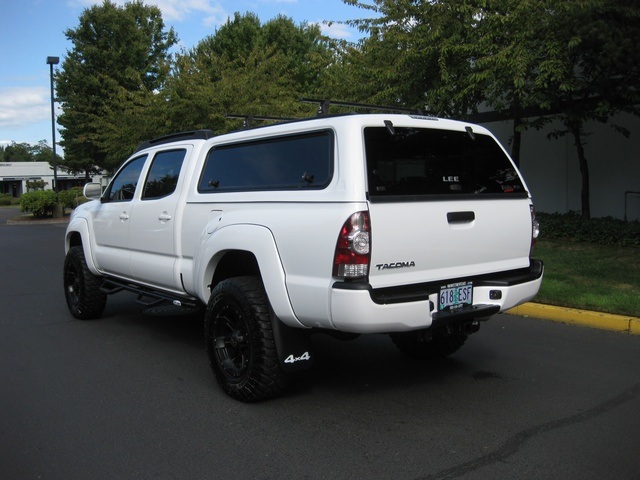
left=416, top=383, right=640, bottom=480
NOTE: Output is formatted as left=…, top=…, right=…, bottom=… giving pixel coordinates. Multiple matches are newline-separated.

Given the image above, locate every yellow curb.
left=507, top=303, right=640, bottom=335
left=630, top=318, right=640, bottom=335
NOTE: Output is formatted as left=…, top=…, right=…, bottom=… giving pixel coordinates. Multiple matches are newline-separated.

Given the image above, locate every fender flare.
left=194, top=224, right=304, bottom=329
left=65, top=217, right=101, bottom=276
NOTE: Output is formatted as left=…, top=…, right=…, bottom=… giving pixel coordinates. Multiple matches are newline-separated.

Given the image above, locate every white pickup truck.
left=63, top=113, right=543, bottom=401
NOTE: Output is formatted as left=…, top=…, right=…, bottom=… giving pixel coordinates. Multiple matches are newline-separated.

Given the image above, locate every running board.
left=100, top=279, right=200, bottom=309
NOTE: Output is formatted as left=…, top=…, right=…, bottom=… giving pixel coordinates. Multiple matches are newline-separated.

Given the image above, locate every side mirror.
left=83, top=182, right=103, bottom=200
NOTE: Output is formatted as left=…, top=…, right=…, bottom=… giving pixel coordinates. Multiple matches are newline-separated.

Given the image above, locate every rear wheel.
left=205, top=277, right=288, bottom=402
left=390, top=329, right=468, bottom=360
left=63, top=246, right=107, bottom=320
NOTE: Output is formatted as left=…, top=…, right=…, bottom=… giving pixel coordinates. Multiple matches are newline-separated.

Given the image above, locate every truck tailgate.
left=368, top=198, right=533, bottom=289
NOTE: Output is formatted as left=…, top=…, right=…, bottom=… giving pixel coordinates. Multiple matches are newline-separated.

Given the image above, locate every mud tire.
left=205, top=277, right=288, bottom=402
left=63, top=246, right=107, bottom=320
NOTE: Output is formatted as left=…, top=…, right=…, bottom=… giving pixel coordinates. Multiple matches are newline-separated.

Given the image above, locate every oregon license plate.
left=438, top=282, right=473, bottom=311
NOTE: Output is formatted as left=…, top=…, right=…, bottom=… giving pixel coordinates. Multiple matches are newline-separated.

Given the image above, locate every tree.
left=341, top=1, right=481, bottom=112
left=321, top=32, right=406, bottom=109
left=527, top=1, right=640, bottom=219
left=0, top=142, right=34, bottom=162
left=341, top=0, right=547, bottom=155
left=342, top=0, right=640, bottom=219
left=0, top=140, right=62, bottom=164
left=164, top=13, right=336, bottom=133
left=56, top=0, right=177, bottom=174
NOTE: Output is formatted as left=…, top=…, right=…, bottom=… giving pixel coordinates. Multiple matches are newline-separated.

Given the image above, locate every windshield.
left=364, top=126, right=527, bottom=200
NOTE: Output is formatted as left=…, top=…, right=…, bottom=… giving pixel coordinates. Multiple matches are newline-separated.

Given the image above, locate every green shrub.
left=537, top=211, right=640, bottom=247
left=58, top=187, right=85, bottom=209
left=20, top=190, right=58, bottom=218
left=0, top=193, right=11, bottom=206
left=26, top=179, right=48, bottom=191
left=75, top=195, right=91, bottom=206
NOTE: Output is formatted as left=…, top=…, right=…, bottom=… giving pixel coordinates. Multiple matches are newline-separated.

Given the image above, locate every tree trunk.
left=569, top=120, right=591, bottom=220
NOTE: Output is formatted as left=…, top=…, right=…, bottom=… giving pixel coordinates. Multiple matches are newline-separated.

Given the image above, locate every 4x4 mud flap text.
left=271, top=317, right=314, bottom=374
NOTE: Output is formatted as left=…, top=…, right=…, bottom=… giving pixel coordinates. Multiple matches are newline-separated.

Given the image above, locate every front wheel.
left=205, top=277, right=289, bottom=402
left=63, top=246, right=107, bottom=320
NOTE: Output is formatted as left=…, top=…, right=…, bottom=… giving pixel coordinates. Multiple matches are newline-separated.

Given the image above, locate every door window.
left=142, top=149, right=186, bottom=200
left=104, top=156, right=147, bottom=202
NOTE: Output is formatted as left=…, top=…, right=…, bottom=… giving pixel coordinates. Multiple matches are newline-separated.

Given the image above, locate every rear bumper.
left=329, top=260, right=543, bottom=333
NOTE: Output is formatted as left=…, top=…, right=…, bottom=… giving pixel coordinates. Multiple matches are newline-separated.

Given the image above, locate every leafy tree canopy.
left=52, top=0, right=640, bottom=219
left=163, top=13, right=336, bottom=133
left=56, top=0, right=177, bottom=174
left=342, top=0, right=640, bottom=218
left=0, top=140, right=60, bottom=163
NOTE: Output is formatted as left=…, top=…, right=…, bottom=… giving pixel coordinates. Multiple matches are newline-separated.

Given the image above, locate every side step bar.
left=100, top=279, right=200, bottom=309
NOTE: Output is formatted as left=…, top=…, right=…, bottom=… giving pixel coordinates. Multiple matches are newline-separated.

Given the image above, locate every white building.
left=482, top=112, right=640, bottom=221
left=0, top=162, right=100, bottom=196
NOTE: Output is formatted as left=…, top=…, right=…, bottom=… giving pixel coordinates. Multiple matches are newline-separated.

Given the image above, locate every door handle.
left=158, top=212, right=172, bottom=222
left=119, top=212, right=130, bottom=221
left=447, top=211, right=475, bottom=224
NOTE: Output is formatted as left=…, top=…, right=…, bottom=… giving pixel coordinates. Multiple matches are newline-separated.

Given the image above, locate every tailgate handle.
left=447, top=211, right=475, bottom=224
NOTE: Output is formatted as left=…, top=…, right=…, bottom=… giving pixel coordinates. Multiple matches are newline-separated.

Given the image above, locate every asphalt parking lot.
left=1, top=209, right=639, bottom=479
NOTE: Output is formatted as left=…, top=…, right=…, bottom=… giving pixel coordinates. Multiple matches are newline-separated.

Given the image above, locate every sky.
left=0, top=0, right=371, bottom=148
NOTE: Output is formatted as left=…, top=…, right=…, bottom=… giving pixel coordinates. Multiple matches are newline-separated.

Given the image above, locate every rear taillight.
left=530, top=205, right=540, bottom=255
left=333, top=211, right=371, bottom=279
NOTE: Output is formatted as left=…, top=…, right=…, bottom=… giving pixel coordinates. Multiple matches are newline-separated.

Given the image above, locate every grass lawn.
left=533, top=239, right=640, bottom=317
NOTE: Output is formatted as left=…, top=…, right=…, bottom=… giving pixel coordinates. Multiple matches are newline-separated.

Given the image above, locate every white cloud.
left=318, top=20, right=353, bottom=40
left=0, top=87, right=50, bottom=129
left=153, top=0, right=229, bottom=26
left=68, top=0, right=229, bottom=27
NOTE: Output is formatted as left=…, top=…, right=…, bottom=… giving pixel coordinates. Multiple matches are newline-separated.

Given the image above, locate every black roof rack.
left=300, top=97, right=427, bottom=116
left=225, top=114, right=296, bottom=129
left=134, top=101, right=432, bottom=148
left=135, top=129, right=215, bottom=152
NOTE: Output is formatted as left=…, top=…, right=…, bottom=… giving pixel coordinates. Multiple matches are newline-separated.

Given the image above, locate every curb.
left=508, top=303, right=640, bottom=335
left=6, top=216, right=69, bottom=225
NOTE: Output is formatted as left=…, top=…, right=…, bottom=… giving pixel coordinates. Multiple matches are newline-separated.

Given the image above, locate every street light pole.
left=46, top=56, right=59, bottom=195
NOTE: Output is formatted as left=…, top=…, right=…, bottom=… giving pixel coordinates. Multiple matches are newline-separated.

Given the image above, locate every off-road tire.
left=63, top=246, right=107, bottom=320
left=205, top=276, right=289, bottom=402
left=390, top=331, right=467, bottom=360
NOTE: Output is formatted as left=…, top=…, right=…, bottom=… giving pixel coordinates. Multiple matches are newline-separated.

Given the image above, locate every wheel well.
left=68, top=231, right=82, bottom=248
left=210, top=251, right=260, bottom=291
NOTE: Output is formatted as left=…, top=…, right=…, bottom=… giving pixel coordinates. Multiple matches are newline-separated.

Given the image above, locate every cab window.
left=104, top=155, right=147, bottom=202
left=142, top=149, right=186, bottom=200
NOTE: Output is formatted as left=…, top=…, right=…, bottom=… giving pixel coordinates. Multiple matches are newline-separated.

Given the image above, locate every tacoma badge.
left=375, top=261, right=416, bottom=270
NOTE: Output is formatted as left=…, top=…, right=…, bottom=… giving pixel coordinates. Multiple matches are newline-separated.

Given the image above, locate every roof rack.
left=225, top=114, right=296, bottom=129
left=300, top=97, right=427, bottom=116
left=135, top=129, right=215, bottom=152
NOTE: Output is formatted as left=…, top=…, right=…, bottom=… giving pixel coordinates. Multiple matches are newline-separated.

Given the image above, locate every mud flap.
left=271, top=318, right=314, bottom=374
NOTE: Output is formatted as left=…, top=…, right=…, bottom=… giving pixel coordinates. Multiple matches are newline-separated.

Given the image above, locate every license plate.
left=438, top=282, right=473, bottom=311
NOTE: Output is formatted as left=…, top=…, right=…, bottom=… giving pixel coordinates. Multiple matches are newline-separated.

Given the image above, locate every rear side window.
left=199, top=130, right=333, bottom=192
left=142, top=149, right=186, bottom=200
left=365, top=126, right=527, bottom=200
